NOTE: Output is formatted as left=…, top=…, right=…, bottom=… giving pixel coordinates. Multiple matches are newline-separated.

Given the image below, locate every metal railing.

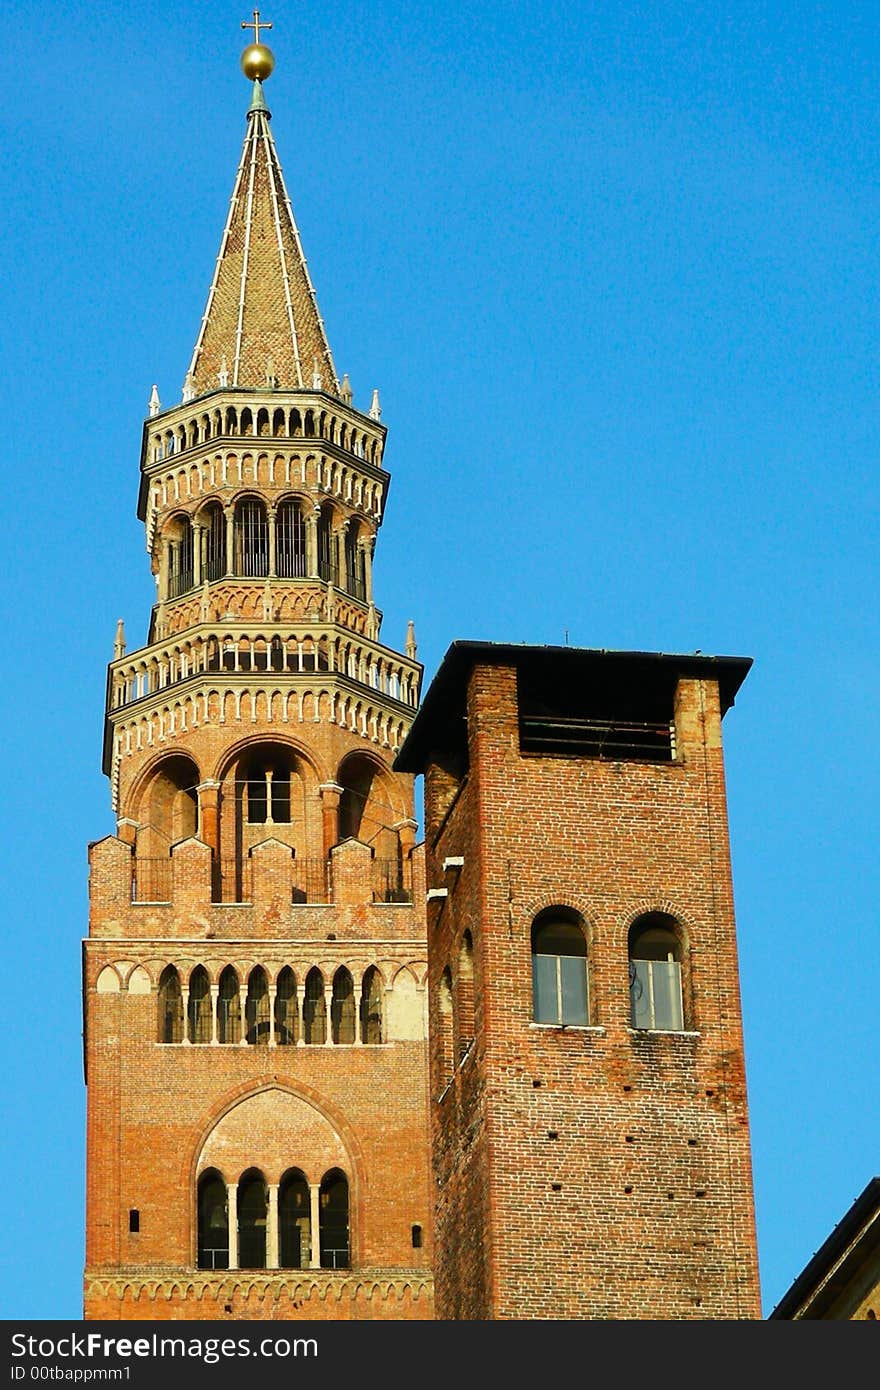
left=212, top=858, right=254, bottom=904
left=371, top=857, right=413, bottom=903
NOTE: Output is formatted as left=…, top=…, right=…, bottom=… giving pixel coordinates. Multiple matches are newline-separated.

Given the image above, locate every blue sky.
left=1, top=0, right=878, bottom=1321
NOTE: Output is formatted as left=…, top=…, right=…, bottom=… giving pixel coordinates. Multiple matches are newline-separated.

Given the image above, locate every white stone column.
left=324, top=987, right=334, bottom=1046
left=224, top=505, right=235, bottom=576
left=267, top=505, right=277, bottom=576
left=268, top=985, right=277, bottom=1047
left=210, top=984, right=219, bottom=1045
left=309, top=1184, right=321, bottom=1269
left=267, top=1184, right=279, bottom=1269
left=295, top=984, right=306, bottom=1046
left=181, top=985, right=191, bottom=1044
left=353, top=984, right=363, bottom=1045
left=239, top=981, right=248, bottom=1044
left=227, top=1184, right=238, bottom=1270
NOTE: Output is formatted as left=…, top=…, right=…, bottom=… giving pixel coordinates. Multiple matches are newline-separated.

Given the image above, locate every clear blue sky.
left=1, top=0, right=877, bottom=1321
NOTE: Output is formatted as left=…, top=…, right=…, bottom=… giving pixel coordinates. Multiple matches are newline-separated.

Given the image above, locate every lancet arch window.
left=245, top=966, right=271, bottom=1045
left=344, top=521, right=366, bottom=601
left=276, top=498, right=307, bottom=577
left=157, top=965, right=183, bottom=1043
left=240, top=749, right=293, bottom=825
left=360, top=966, right=383, bottom=1045
left=167, top=515, right=194, bottom=599
left=275, top=967, right=298, bottom=1045
left=317, top=504, right=338, bottom=584
left=218, top=965, right=241, bottom=1044
left=628, top=913, right=686, bottom=1032
left=188, top=966, right=212, bottom=1044
left=331, top=968, right=355, bottom=1045
left=303, top=968, right=326, bottom=1045
left=531, top=908, right=589, bottom=1027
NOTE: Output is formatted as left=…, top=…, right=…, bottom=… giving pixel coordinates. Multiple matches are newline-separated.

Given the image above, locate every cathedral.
left=83, top=23, right=762, bottom=1321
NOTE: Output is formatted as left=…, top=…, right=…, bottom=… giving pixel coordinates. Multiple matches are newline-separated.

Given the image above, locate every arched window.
left=218, top=966, right=241, bottom=1044
left=188, top=966, right=212, bottom=1044
left=628, top=913, right=685, bottom=1031
left=303, top=967, right=326, bottom=1044
left=233, top=499, right=268, bottom=576
left=276, top=499, right=306, bottom=577
left=167, top=517, right=194, bottom=598
left=279, top=1169, right=310, bottom=1269
left=360, top=966, right=383, bottom=1045
left=275, top=966, right=297, bottom=1045
left=197, top=1170, right=228, bottom=1270
left=237, top=1169, right=267, bottom=1270
left=319, top=1170, right=349, bottom=1269
left=437, top=966, right=454, bottom=1086
left=157, top=965, right=183, bottom=1043
left=331, top=967, right=355, bottom=1044
left=344, top=522, right=366, bottom=601
left=242, top=750, right=292, bottom=824
left=531, top=909, right=589, bottom=1026
left=203, top=501, right=226, bottom=580
left=458, top=932, right=475, bottom=1056
left=245, top=966, right=270, bottom=1044
left=317, top=505, right=337, bottom=583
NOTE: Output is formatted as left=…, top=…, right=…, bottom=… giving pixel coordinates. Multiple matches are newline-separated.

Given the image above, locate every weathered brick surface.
left=420, top=659, right=761, bottom=1320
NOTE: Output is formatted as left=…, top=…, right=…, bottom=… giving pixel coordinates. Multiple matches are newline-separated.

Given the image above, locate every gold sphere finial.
left=241, top=41, right=275, bottom=81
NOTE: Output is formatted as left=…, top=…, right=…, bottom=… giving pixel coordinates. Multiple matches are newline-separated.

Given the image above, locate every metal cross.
left=241, top=9, right=272, bottom=43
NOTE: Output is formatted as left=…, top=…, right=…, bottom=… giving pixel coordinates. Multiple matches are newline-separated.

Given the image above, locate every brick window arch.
left=531, top=908, right=589, bottom=1026
left=157, top=965, right=183, bottom=1043
left=628, top=913, right=685, bottom=1031
left=319, top=1169, right=350, bottom=1269
left=197, top=1170, right=229, bottom=1270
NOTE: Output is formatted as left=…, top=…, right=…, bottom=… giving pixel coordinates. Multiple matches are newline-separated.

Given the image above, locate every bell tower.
left=83, top=24, right=434, bottom=1321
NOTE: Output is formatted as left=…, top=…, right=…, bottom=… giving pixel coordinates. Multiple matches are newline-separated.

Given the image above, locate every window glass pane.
left=629, top=959, right=653, bottom=1029
left=560, top=955, right=588, bottom=1025
left=652, top=960, right=683, bottom=1030
left=533, top=954, right=559, bottom=1023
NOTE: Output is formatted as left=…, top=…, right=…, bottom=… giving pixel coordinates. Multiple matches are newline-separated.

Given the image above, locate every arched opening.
left=279, top=1168, right=310, bottom=1269
left=275, top=966, right=298, bottom=1045
left=136, top=754, right=199, bottom=863
left=218, top=966, right=241, bottom=1044
left=239, top=406, right=254, bottom=435
left=273, top=408, right=286, bottom=437
left=317, top=504, right=337, bottom=583
left=344, top=521, right=366, bottom=601
left=531, top=908, right=589, bottom=1026
left=237, top=1168, right=267, bottom=1270
left=256, top=407, right=270, bottom=436
left=157, top=965, right=183, bottom=1043
left=628, top=913, right=685, bottom=1031
left=239, top=747, right=293, bottom=824
left=202, top=501, right=226, bottom=580
left=197, top=1170, right=229, bottom=1270
left=360, top=966, right=383, bottom=1045
left=458, top=932, right=475, bottom=1056
left=331, top=967, right=355, bottom=1044
left=245, top=966, right=270, bottom=1044
left=188, top=966, right=212, bottom=1044
left=276, top=498, right=306, bottom=578
left=166, top=514, right=194, bottom=598
left=233, top=498, right=269, bottom=577
left=437, top=966, right=454, bottom=1086
left=319, top=1170, right=349, bottom=1269
left=303, top=967, right=326, bottom=1045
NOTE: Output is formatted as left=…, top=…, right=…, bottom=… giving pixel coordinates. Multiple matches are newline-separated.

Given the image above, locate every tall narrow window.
left=233, top=499, right=269, bottom=576
left=197, top=1170, right=229, bottom=1270
left=275, top=966, right=297, bottom=1045
left=158, top=965, right=183, bottom=1043
left=531, top=910, right=589, bottom=1026
left=303, top=968, right=326, bottom=1045
left=360, top=966, right=383, bottom=1045
left=319, top=1170, right=349, bottom=1269
left=317, top=507, right=338, bottom=584
left=245, top=966, right=270, bottom=1044
left=437, top=967, right=454, bottom=1086
left=331, top=968, right=355, bottom=1044
left=237, top=1169, right=267, bottom=1270
left=204, top=503, right=226, bottom=580
left=279, top=1169, right=310, bottom=1269
left=276, top=499, right=306, bottom=577
left=218, top=966, right=241, bottom=1044
left=168, top=519, right=194, bottom=598
left=458, top=932, right=475, bottom=1056
left=628, top=914, right=685, bottom=1031
left=188, top=966, right=212, bottom=1044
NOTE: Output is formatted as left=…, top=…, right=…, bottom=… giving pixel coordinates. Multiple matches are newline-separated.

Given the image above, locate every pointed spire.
left=340, top=373, right=353, bottom=406
left=182, top=371, right=196, bottom=403
left=185, top=51, right=338, bottom=396
left=114, top=619, right=126, bottom=660
left=406, top=620, right=417, bottom=660
left=369, top=388, right=382, bottom=421
left=148, top=384, right=161, bottom=417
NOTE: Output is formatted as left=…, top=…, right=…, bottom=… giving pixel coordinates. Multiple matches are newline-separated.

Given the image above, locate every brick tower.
left=395, top=642, right=763, bottom=1319
left=83, top=31, right=434, bottom=1321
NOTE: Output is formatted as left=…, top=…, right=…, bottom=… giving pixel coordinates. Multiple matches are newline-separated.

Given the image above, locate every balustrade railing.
left=371, top=857, right=413, bottom=904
